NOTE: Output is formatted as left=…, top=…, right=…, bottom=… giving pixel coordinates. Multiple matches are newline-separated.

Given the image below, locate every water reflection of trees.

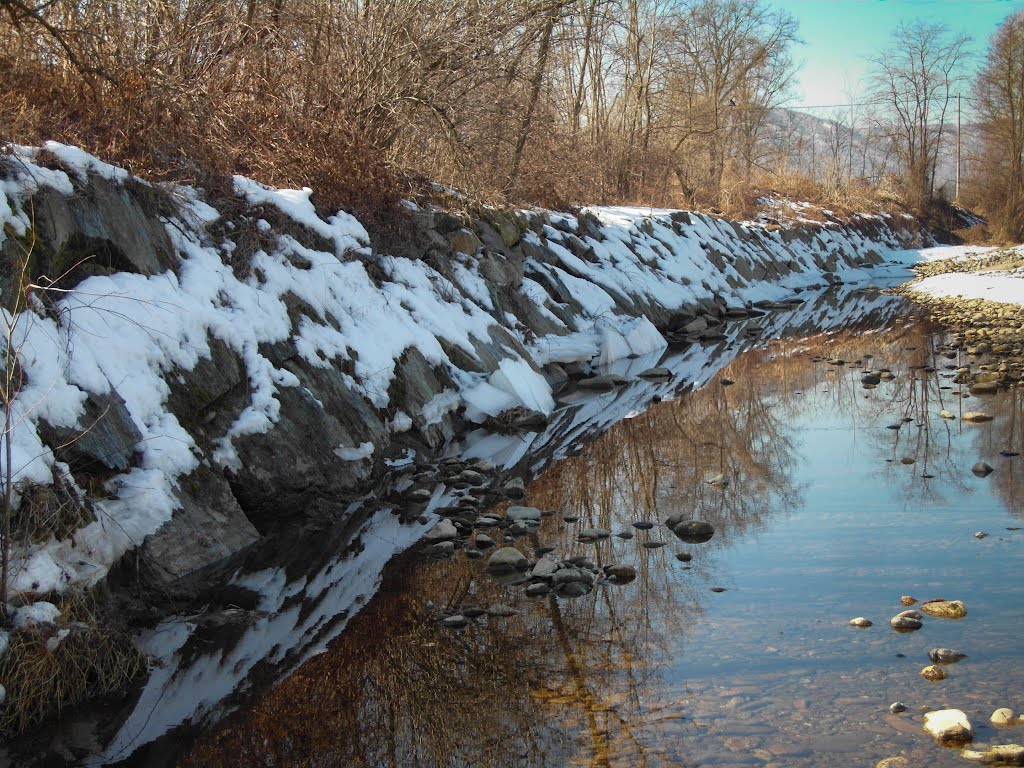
left=184, top=336, right=817, bottom=768
left=802, top=320, right=1024, bottom=515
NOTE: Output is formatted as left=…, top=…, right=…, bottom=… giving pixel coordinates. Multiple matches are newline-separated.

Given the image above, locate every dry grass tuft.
left=0, top=593, right=145, bottom=736
left=12, top=477, right=94, bottom=545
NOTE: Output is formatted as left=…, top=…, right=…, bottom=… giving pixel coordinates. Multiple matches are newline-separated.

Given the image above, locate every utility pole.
left=956, top=92, right=961, bottom=203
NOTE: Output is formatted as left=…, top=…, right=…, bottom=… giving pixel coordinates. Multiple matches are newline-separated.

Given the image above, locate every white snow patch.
left=334, top=441, right=374, bottom=461
left=390, top=411, right=413, bottom=433
left=913, top=271, right=1024, bottom=306
left=12, top=601, right=61, bottom=628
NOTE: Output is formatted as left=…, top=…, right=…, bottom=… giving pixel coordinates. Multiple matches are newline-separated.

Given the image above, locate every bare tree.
left=665, top=0, right=799, bottom=204
left=868, top=20, right=971, bottom=203
left=974, top=10, right=1024, bottom=239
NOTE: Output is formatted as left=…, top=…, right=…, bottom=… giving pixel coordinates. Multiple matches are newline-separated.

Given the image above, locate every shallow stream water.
left=15, top=285, right=1024, bottom=768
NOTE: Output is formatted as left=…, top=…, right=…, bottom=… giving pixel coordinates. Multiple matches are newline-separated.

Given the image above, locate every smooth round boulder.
left=668, top=519, right=715, bottom=543
left=890, top=614, right=922, bottom=631
left=848, top=617, right=872, bottom=628
left=486, top=547, right=528, bottom=573
left=506, top=506, right=542, bottom=523
left=991, top=708, right=1017, bottom=726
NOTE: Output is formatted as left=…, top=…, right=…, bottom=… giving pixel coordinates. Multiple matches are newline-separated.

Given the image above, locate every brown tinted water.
left=176, top=313, right=1024, bottom=768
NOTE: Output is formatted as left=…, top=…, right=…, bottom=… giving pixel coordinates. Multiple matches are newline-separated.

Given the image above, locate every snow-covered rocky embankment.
left=0, top=143, right=928, bottom=603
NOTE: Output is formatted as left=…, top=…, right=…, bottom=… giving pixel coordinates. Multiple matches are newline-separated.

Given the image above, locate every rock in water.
left=962, top=411, right=994, bottom=423
left=940, top=409, right=956, bottom=419
left=972, top=462, right=995, bottom=477
left=578, top=528, right=610, bottom=541
left=960, top=744, right=1024, bottom=765
left=502, top=477, right=527, bottom=499
left=889, top=702, right=907, bottom=714
left=486, top=547, right=528, bottom=573
left=666, top=518, right=715, bottom=543
left=558, top=581, right=591, bottom=598
left=637, top=367, right=672, bottom=380
left=531, top=555, right=559, bottom=579
left=524, top=583, right=550, bottom=597
left=923, top=709, right=973, bottom=745
left=992, top=709, right=1017, bottom=726
left=604, top=564, right=637, bottom=583
left=890, top=611, right=923, bottom=631
left=929, top=648, right=968, bottom=664
left=577, top=374, right=629, bottom=391
left=920, top=599, right=967, bottom=619
left=441, top=615, right=469, bottom=629
left=487, top=604, right=517, bottom=617
left=920, top=665, right=948, bottom=681
left=708, top=473, right=729, bottom=487
left=900, top=596, right=917, bottom=606
left=848, top=617, right=873, bottom=628
left=505, top=506, right=542, bottom=523
left=423, top=518, right=458, bottom=542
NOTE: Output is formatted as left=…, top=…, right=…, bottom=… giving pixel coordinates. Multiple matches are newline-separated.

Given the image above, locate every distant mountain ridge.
left=760, top=107, right=980, bottom=197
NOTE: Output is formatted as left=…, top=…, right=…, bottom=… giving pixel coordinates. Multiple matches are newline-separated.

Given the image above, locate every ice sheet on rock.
left=459, top=430, right=539, bottom=470
left=530, top=331, right=601, bottom=365
left=462, top=381, right=518, bottom=422
left=421, top=390, right=462, bottom=426
left=599, top=348, right=669, bottom=380
left=597, top=325, right=632, bottom=366
left=489, top=359, right=555, bottom=415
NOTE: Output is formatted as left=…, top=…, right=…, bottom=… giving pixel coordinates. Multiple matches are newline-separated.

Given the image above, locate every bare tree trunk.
left=506, top=7, right=558, bottom=194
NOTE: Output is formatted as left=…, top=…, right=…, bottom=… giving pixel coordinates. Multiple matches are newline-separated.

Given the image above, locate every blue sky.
left=774, top=0, right=1024, bottom=113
